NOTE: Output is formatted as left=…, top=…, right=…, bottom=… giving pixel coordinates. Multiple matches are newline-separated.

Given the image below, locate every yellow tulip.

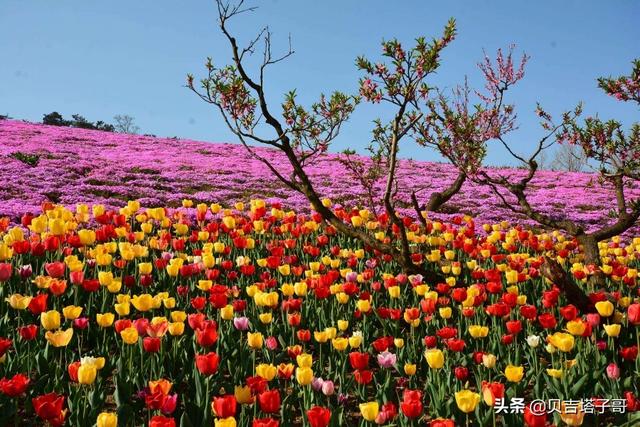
left=595, top=301, right=614, bottom=317
left=41, top=310, right=61, bottom=330
left=560, top=402, right=585, bottom=426
left=120, top=327, right=139, bottom=344
left=220, top=305, right=234, bottom=321
left=78, top=364, right=97, bottom=385
left=388, top=286, right=400, bottom=298
left=168, top=322, right=185, bottom=336
left=214, top=418, right=237, bottom=427
left=171, top=311, right=187, bottom=322
left=234, top=385, right=253, bottom=404
left=296, top=367, right=313, bottom=385
left=96, top=313, right=115, bottom=328
left=62, top=305, right=83, bottom=320
left=455, top=390, right=481, bottom=413
left=546, top=369, right=563, bottom=378
left=131, top=294, right=154, bottom=311
left=566, top=320, right=586, bottom=336
left=256, top=364, right=277, bottom=381
left=314, top=331, right=329, bottom=343
left=114, top=302, right=130, bottom=316
left=404, top=363, right=416, bottom=376
left=469, top=325, right=489, bottom=338
left=504, top=365, right=524, bottom=382
left=356, top=299, right=371, bottom=313
left=247, top=332, right=263, bottom=349
left=98, top=271, right=114, bottom=287
left=349, top=335, right=363, bottom=348
left=45, top=328, right=74, bottom=347
left=296, top=353, right=313, bottom=368
left=96, top=412, right=117, bottom=427
left=482, top=354, right=497, bottom=368
left=259, top=312, right=273, bottom=324
left=439, top=307, right=452, bottom=319
left=6, top=294, right=32, bottom=310
left=359, top=402, right=379, bottom=421
left=603, top=324, right=621, bottom=337
left=331, top=338, right=349, bottom=352
left=138, top=263, right=152, bottom=275
left=548, top=332, right=575, bottom=352
left=337, top=320, right=349, bottom=331
left=424, top=349, right=444, bottom=369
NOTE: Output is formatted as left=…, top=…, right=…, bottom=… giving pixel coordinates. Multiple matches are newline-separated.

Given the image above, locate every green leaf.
left=570, top=373, right=589, bottom=396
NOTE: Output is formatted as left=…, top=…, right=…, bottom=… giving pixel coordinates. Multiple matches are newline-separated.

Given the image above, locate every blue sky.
left=1, top=0, right=638, bottom=165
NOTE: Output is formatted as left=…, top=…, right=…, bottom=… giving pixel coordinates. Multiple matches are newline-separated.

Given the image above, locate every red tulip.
left=0, top=263, right=12, bottom=282
left=0, top=373, right=30, bottom=397
left=68, top=361, right=81, bottom=382
left=445, top=338, right=466, bottom=352
left=18, top=324, right=39, bottom=341
left=191, top=296, right=207, bottom=311
left=44, top=262, right=65, bottom=278
left=135, top=318, right=151, bottom=336
left=537, top=313, right=557, bottom=329
left=195, top=352, right=220, bottom=375
left=519, top=305, right=537, bottom=320
left=430, top=419, right=455, bottom=427
left=246, top=376, right=268, bottom=394
left=454, top=366, right=469, bottom=381
left=523, top=403, right=547, bottom=427
left=348, top=352, right=369, bottom=370
left=297, top=329, right=311, bottom=342
left=32, top=392, right=66, bottom=426
left=353, top=369, right=373, bottom=385
left=195, top=321, right=218, bottom=347
left=258, top=390, right=281, bottom=413
left=559, top=304, right=578, bottom=321
left=628, top=304, right=640, bottom=325
left=212, top=394, right=237, bottom=418
left=307, top=406, right=331, bottom=427
left=252, top=418, right=279, bottom=427
left=620, top=345, right=638, bottom=361
left=28, top=293, right=48, bottom=315
left=506, top=320, right=522, bottom=334
left=81, top=279, right=101, bottom=292
left=73, top=317, right=90, bottom=329
left=400, top=397, right=423, bottom=419
left=0, top=338, right=12, bottom=358
left=149, top=415, right=176, bottom=427
left=143, top=337, right=161, bottom=353
left=481, top=381, right=505, bottom=406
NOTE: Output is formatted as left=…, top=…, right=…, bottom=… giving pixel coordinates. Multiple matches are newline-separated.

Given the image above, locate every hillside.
left=0, top=119, right=633, bottom=231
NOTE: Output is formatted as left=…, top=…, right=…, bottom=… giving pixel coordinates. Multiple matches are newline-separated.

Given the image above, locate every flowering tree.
left=188, top=0, right=458, bottom=281
left=472, top=57, right=640, bottom=298
left=408, top=47, right=525, bottom=223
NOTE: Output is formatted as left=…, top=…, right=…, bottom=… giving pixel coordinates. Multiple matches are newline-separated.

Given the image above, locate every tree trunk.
left=425, top=171, right=466, bottom=212
left=577, top=234, right=605, bottom=287
left=540, top=256, right=595, bottom=314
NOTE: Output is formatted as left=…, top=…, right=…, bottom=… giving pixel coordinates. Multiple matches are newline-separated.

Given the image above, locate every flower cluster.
left=0, top=199, right=638, bottom=425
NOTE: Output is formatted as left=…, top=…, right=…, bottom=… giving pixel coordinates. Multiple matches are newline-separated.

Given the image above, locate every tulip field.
left=0, top=121, right=640, bottom=426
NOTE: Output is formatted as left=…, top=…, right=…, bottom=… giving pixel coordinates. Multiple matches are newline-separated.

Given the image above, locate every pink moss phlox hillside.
left=1, top=120, right=636, bottom=233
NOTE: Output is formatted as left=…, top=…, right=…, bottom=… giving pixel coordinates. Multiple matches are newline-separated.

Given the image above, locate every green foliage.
left=10, top=151, right=40, bottom=167
left=42, top=112, right=115, bottom=132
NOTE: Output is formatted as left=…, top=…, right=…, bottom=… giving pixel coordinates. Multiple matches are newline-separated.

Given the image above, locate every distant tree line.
left=41, top=112, right=140, bottom=134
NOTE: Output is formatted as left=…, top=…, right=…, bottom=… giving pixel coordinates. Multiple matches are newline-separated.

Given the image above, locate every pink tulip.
left=606, top=363, right=620, bottom=380
left=377, top=351, right=397, bottom=369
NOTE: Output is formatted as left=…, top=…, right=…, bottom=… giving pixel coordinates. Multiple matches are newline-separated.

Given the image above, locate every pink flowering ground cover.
left=0, top=119, right=635, bottom=232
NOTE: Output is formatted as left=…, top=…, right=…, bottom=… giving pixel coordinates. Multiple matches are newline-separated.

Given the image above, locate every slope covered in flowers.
left=1, top=119, right=635, bottom=232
